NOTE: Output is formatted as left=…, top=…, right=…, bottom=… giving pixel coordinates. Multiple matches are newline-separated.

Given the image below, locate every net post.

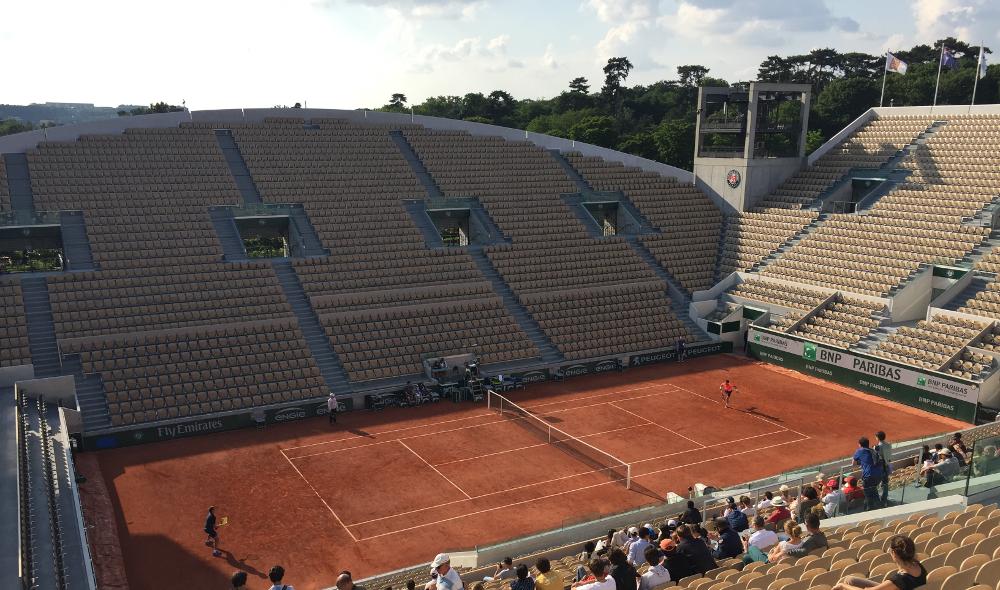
left=626, top=465, right=632, bottom=490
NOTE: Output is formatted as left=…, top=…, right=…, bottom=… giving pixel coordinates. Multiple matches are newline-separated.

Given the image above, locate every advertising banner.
left=629, top=341, right=732, bottom=368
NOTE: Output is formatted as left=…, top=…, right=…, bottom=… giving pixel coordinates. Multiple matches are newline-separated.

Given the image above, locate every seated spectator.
left=638, top=546, right=671, bottom=590
left=659, top=538, right=690, bottom=581
left=674, top=524, right=717, bottom=574
left=796, top=486, right=821, bottom=523
left=579, top=542, right=597, bottom=563
left=626, top=528, right=651, bottom=567
left=710, top=518, right=743, bottom=560
left=534, top=559, right=561, bottom=590
left=486, top=557, right=515, bottom=582
left=621, top=528, right=639, bottom=553
left=570, top=557, right=615, bottom=590
left=930, top=443, right=944, bottom=461
left=739, top=496, right=756, bottom=520
left=919, top=445, right=932, bottom=464
left=724, top=497, right=749, bottom=532
left=778, top=484, right=792, bottom=506
left=767, top=521, right=804, bottom=563
left=595, top=530, right=614, bottom=555
left=268, top=565, right=294, bottom=590
left=643, top=523, right=657, bottom=542
left=765, top=497, right=790, bottom=526
left=232, top=571, right=248, bottom=589
left=832, top=534, right=925, bottom=590
left=608, top=549, right=636, bottom=590
left=822, top=480, right=843, bottom=518
left=681, top=501, right=702, bottom=525
left=611, top=528, right=630, bottom=549
left=949, top=432, right=969, bottom=466
left=921, top=448, right=960, bottom=488
left=745, top=516, right=779, bottom=552
left=757, top=491, right=774, bottom=510
left=432, top=554, right=464, bottom=590
left=657, top=521, right=676, bottom=544
left=972, top=445, right=999, bottom=477
left=842, top=476, right=864, bottom=503
left=510, top=564, right=534, bottom=590
left=784, top=513, right=829, bottom=558
left=337, top=571, right=365, bottom=590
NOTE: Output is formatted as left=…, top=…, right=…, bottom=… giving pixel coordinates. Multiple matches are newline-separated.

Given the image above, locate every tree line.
left=379, top=38, right=996, bottom=171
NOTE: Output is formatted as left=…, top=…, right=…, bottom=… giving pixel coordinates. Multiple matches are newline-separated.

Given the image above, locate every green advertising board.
left=748, top=327, right=979, bottom=422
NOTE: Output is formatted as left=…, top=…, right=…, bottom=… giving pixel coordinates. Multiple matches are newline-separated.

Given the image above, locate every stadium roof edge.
left=0, top=107, right=696, bottom=184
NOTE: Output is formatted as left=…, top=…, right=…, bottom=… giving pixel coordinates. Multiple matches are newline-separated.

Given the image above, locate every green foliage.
left=0, top=249, right=62, bottom=273
left=122, top=102, right=185, bottom=116
left=0, top=118, right=35, bottom=137
left=652, top=119, right=696, bottom=171
left=244, top=236, right=285, bottom=259
left=813, top=77, right=879, bottom=136
left=677, top=65, right=709, bottom=88
left=569, top=115, right=617, bottom=147
left=805, top=130, right=825, bottom=155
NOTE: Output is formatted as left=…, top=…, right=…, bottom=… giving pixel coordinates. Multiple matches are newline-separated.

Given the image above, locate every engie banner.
left=748, top=328, right=979, bottom=422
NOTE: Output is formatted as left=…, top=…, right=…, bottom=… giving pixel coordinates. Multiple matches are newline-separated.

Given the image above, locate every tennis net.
left=487, top=390, right=631, bottom=489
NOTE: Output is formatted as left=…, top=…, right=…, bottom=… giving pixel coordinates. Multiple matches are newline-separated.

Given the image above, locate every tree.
left=389, top=93, right=407, bottom=109
left=601, top=56, right=634, bottom=116
left=617, top=131, right=658, bottom=160
left=652, top=119, right=695, bottom=170
left=486, top=90, right=516, bottom=126
left=569, top=115, right=617, bottom=147
left=569, top=77, right=590, bottom=94
left=677, top=65, right=710, bottom=88
left=805, top=130, right=825, bottom=155
left=125, top=102, right=185, bottom=116
left=813, top=77, right=879, bottom=136
left=758, top=55, right=794, bottom=82
left=0, top=118, right=35, bottom=137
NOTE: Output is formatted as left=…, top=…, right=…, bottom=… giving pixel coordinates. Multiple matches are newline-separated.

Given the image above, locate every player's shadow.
left=218, top=550, right=268, bottom=579
left=741, top=406, right=783, bottom=423
left=347, top=427, right=374, bottom=438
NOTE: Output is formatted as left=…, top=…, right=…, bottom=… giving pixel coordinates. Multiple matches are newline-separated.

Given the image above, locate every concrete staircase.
left=208, top=207, right=248, bottom=261
left=58, top=211, right=95, bottom=271
left=3, top=153, right=35, bottom=213
left=623, top=237, right=710, bottom=340
left=271, top=259, right=352, bottom=396
left=390, top=131, right=444, bottom=199
left=403, top=201, right=445, bottom=248
left=853, top=313, right=895, bottom=353
left=288, top=205, right=330, bottom=257
left=20, top=277, right=62, bottom=379
left=20, top=396, right=59, bottom=589
left=944, top=276, right=993, bottom=311
left=61, top=356, right=112, bottom=432
left=548, top=150, right=591, bottom=192
left=214, top=129, right=262, bottom=204
left=468, top=247, right=564, bottom=364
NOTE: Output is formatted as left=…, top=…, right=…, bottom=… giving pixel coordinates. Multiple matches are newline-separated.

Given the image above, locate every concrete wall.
left=889, top=267, right=933, bottom=322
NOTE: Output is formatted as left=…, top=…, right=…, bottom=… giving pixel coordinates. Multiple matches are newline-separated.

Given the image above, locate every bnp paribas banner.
left=748, top=328, right=979, bottom=422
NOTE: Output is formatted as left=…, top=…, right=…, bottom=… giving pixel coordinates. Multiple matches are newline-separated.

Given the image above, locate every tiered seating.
left=62, top=320, right=326, bottom=426
left=563, top=153, right=722, bottom=292
left=0, top=278, right=31, bottom=367
left=404, top=128, right=693, bottom=359
left=973, top=248, right=1000, bottom=275
left=729, top=278, right=828, bottom=311
left=717, top=209, right=819, bottom=277
left=975, top=324, right=1000, bottom=353
left=873, top=315, right=987, bottom=371
left=766, top=115, right=934, bottom=207
left=0, top=157, right=9, bottom=211
left=47, top=264, right=292, bottom=339
left=946, top=349, right=994, bottom=380
left=321, top=297, right=537, bottom=381
left=704, top=302, right=739, bottom=322
left=790, top=296, right=884, bottom=348
left=522, top=282, right=692, bottom=360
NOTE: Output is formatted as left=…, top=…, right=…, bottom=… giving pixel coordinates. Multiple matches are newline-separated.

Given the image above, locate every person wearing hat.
left=822, top=479, right=843, bottom=518
left=765, top=496, right=790, bottom=527
left=658, top=538, right=690, bottom=581
left=431, top=554, right=464, bottom=590
left=921, top=447, right=959, bottom=489
left=638, top=545, right=671, bottom=590
left=626, top=527, right=651, bottom=567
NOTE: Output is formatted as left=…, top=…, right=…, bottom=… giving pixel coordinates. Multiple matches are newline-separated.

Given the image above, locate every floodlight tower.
left=693, top=82, right=811, bottom=211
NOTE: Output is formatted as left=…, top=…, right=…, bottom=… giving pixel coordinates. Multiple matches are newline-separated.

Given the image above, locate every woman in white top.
left=768, top=521, right=804, bottom=562
left=822, top=483, right=843, bottom=518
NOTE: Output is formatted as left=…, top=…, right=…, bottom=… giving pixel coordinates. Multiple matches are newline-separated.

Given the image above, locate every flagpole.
left=932, top=45, right=944, bottom=110
left=971, top=44, right=983, bottom=110
left=880, top=53, right=889, bottom=107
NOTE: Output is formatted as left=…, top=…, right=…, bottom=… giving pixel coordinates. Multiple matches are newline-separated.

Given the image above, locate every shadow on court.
left=741, top=406, right=783, bottom=423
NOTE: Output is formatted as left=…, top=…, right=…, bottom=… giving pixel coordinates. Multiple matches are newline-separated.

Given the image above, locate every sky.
left=2, top=0, right=998, bottom=110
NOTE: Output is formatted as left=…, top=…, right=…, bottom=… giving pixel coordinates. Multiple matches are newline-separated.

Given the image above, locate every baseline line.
left=521, top=382, right=680, bottom=411
left=279, top=449, right=358, bottom=542
left=398, top=440, right=472, bottom=499
left=608, top=402, right=704, bottom=449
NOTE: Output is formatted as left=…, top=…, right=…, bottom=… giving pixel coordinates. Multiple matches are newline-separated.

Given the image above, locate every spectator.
left=746, top=515, right=779, bottom=550
left=973, top=445, right=1000, bottom=477
left=921, top=448, right=960, bottom=489
left=268, top=565, right=294, bottom=590
left=337, top=572, right=365, bottom=590
left=407, top=581, right=416, bottom=590
left=595, top=530, right=614, bottom=555
left=431, top=554, right=464, bottom=590
left=919, top=445, right=932, bottom=464
left=487, top=557, right=515, bottom=582
left=621, top=528, right=639, bottom=553
left=949, top=432, right=969, bottom=466
left=765, top=496, right=790, bottom=527
left=608, top=549, right=636, bottom=590
left=853, top=437, right=884, bottom=511
left=231, top=571, right=248, bottom=589
left=510, top=564, right=534, bottom=590
left=657, top=522, right=674, bottom=543
left=626, top=527, right=651, bottom=567
left=579, top=542, right=597, bottom=563
left=534, top=559, right=561, bottom=590
left=658, top=538, right=690, bottom=582
left=930, top=443, right=944, bottom=461
left=875, top=431, right=892, bottom=507
left=842, top=476, right=864, bottom=504
left=570, top=557, right=615, bottom=590
left=643, top=523, right=657, bottom=542
left=757, top=491, right=774, bottom=510
left=778, top=485, right=792, bottom=506
left=822, top=480, right=843, bottom=518
left=739, top=496, right=756, bottom=520
left=674, top=524, right=717, bottom=574
left=796, top=486, right=821, bottom=523
left=681, top=501, right=701, bottom=525
left=832, top=534, right=925, bottom=590
left=767, top=521, right=804, bottom=563
left=724, top=497, right=749, bottom=532
left=785, top=513, right=829, bottom=558
left=638, top=546, right=671, bottom=590
left=711, top=518, right=743, bottom=559
left=611, top=528, right=630, bottom=549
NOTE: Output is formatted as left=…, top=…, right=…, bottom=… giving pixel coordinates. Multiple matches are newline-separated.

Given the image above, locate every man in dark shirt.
left=711, top=518, right=743, bottom=560
left=681, top=501, right=702, bottom=525
left=204, top=506, right=221, bottom=557
left=784, top=513, right=828, bottom=558
left=607, top=549, right=637, bottom=590
left=724, top=497, right=749, bottom=532
left=658, top=539, right=690, bottom=582
left=674, top=524, right=717, bottom=574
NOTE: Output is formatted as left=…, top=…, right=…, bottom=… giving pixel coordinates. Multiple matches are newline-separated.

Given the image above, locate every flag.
left=978, top=47, right=989, bottom=79
left=886, top=52, right=908, bottom=75
left=942, top=47, right=959, bottom=70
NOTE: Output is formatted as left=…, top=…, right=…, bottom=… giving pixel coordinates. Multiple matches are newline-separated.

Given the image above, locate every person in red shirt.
left=842, top=476, right=865, bottom=503
left=765, top=496, right=791, bottom=527
left=719, top=380, right=737, bottom=408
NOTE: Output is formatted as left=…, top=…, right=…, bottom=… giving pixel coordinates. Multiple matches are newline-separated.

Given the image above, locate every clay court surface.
left=85, top=355, right=967, bottom=589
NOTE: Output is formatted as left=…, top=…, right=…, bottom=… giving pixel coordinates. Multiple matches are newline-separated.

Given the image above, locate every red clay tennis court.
left=82, top=354, right=967, bottom=590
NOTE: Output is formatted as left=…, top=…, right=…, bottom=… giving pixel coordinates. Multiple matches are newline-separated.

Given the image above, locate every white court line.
left=521, top=382, right=679, bottom=411
left=673, top=385, right=811, bottom=439
left=608, top=402, right=705, bottom=449
left=398, top=440, right=472, bottom=500
left=279, top=449, right=358, bottom=542
left=350, top=435, right=809, bottom=541
left=434, top=423, right=641, bottom=467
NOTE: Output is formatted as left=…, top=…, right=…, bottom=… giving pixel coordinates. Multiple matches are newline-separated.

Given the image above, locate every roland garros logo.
left=726, top=169, right=741, bottom=189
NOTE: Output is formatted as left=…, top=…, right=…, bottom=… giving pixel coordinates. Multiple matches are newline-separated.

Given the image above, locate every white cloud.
left=337, top=0, right=484, bottom=20
left=664, top=0, right=860, bottom=45
left=542, top=43, right=559, bottom=69
left=585, top=0, right=656, bottom=23
left=487, top=34, right=510, bottom=52
left=912, top=0, right=1000, bottom=44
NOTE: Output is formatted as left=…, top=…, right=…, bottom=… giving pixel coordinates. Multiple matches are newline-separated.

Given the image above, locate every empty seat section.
left=790, top=295, right=885, bottom=348
left=0, top=278, right=31, bottom=367
left=61, top=319, right=327, bottom=426
left=728, top=278, right=828, bottom=311
left=717, top=208, right=819, bottom=277
left=872, top=314, right=988, bottom=372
